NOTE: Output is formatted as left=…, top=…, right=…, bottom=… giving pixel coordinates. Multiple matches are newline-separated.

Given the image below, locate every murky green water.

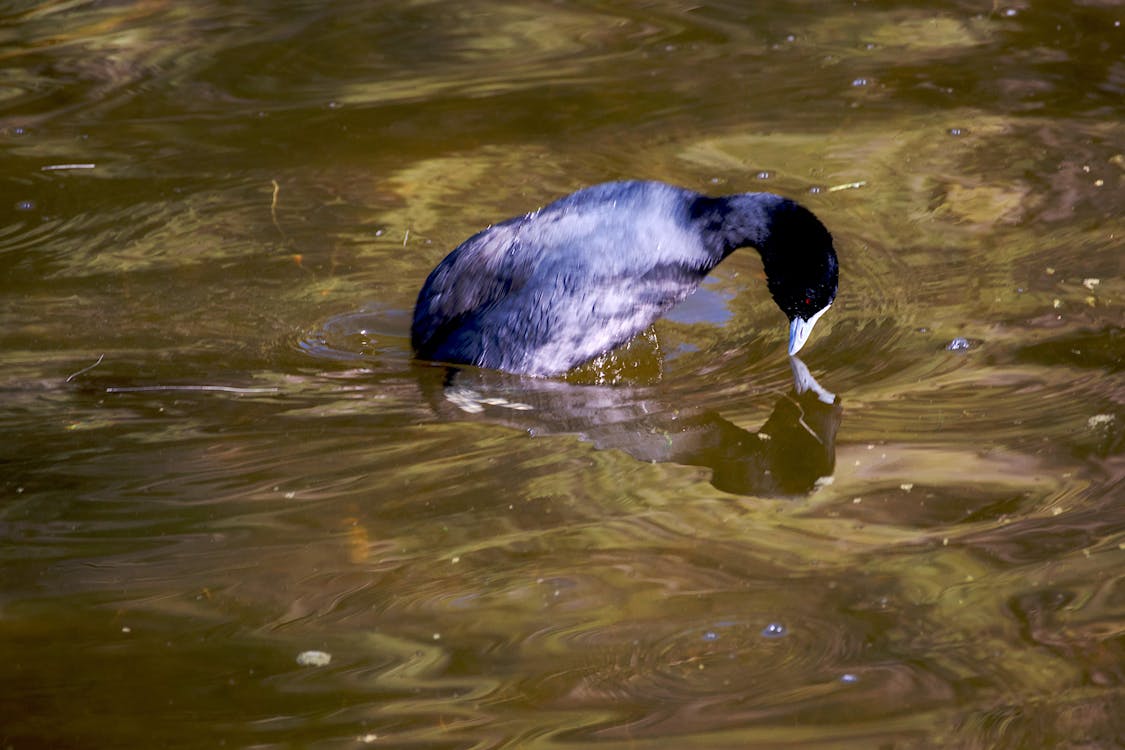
left=2, top=1, right=1122, bottom=747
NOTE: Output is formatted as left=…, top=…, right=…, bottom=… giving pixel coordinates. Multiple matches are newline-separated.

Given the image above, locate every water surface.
left=1, top=1, right=1122, bottom=748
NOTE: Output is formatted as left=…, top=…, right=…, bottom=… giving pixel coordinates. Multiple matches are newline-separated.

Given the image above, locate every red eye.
left=804, top=296, right=812, bottom=305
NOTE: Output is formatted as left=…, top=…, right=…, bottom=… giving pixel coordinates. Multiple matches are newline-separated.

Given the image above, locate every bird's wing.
left=411, top=219, right=534, bottom=353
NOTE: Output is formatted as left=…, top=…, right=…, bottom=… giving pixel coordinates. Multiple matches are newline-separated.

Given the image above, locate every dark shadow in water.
left=424, top=356, right=842, bottom=497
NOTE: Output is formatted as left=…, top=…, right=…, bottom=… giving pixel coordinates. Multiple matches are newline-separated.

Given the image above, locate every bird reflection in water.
left=429, top=356, right=840, bottom=497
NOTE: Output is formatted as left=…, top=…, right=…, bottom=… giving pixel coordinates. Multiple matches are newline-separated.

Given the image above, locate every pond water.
left=2, top=0, right=1122, bottom=747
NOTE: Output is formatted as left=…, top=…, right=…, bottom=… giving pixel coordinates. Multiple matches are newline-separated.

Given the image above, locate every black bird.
left=412, top=180, right=838, bottom=376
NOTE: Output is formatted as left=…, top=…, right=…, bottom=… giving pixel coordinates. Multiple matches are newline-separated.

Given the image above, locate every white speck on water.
left=1088, top=414, right=1114, bottom=429
left=296, top=650, right=332, bottom=667
left=1082, top=278, right=1100, bottom=290
left=761, top=623, right=787, bottom=639
left=946, top=337, right=972, bottom=351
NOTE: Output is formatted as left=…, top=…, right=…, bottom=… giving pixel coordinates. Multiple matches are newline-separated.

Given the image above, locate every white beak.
left=787, top=304, right=831, bottom=355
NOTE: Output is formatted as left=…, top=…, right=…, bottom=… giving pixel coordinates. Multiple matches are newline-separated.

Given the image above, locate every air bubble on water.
left=761, top=622, right=787, bottom=639
left=946, top=337, right=972, bottom=351
left=15, top=199, right=35, bottom=211
left=702, top=630, right=719, bottom=642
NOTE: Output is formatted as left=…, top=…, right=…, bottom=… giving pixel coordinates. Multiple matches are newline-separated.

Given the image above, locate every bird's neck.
left=692, top=192, right=831, bottom=269
left=691, top=193, right=786, bottom=261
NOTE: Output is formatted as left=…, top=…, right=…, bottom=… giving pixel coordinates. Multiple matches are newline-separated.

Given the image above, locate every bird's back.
left=412, top=181, right=717, bottom=375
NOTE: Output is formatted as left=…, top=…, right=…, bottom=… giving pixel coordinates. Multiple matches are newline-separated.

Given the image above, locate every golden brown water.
left=1, top=1, right=1122, bottom=748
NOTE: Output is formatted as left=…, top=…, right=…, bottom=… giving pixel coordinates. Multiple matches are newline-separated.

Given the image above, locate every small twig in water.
left=403, top=229, right=410, bottom=246
left=827, top=180, right=867, bottom=192
left=270, top=179, right=287, bottom=239
left=42, top=163, right=96, bottom=171
left=65, top=354, right=104, bottom=383
left=105, top=385, right=281, bottom=394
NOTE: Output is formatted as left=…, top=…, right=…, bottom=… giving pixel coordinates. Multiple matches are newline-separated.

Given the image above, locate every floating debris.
left=296, top=650, right=332, bottom=667
left=828, top=180, right=867, bottom=192
left=106, top=385, right=280, bottom=394
left=65, top=354, right=105, bottom=383
left=41, top=163, right=96, bottom=171
left=1087, top=414, right=1114, bottom=430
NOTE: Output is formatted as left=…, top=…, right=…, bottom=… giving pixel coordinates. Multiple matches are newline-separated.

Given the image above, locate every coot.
left=412, top=180, right=838, bottom=376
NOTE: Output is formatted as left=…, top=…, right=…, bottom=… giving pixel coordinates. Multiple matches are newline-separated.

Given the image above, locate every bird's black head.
left=758, top=199, right=839, bottom=354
